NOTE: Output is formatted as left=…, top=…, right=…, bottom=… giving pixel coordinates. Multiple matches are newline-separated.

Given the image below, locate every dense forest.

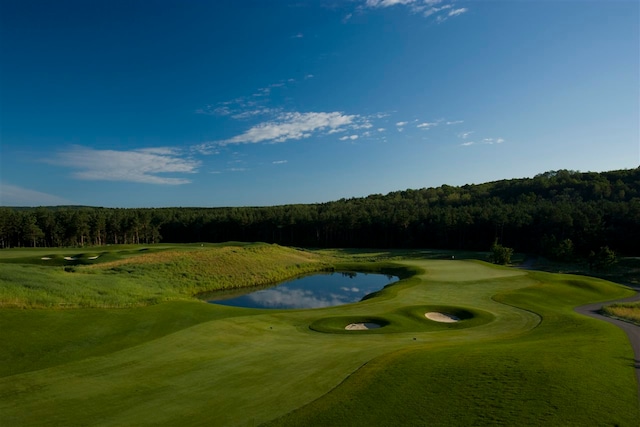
left=1, top=168, right=639, bottom=258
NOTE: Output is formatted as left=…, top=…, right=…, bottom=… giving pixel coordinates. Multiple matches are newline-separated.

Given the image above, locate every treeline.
left=1, top=168, right=639, bottom=257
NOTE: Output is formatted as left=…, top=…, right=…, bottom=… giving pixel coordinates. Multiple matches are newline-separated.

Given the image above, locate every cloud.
left=461, top=137, right=505, bottom=147
left=191, top=144, right=219, bottom=156
left=459, top=131, right=474, bottom=139
left=196, top=105, right=232, bottom=116
left=424, top=4, right=451, bottom=17
left=220, top=111, right=359, bottom=145
left=292, top=33, right=304, bottom=38
left=231, top=108, right=280, bottom=120
left=417, top=121, right=438, bottom=129
left=396, top=121, right=409, bottom=127
left=0, top=183, right=72, bottom=206
left=446, top=120, right=463, bottom=125
left=198, top=77, right=316, bottom=121
left=339, top=135, right=359, bottom=141
left=49, top=146, right=199, bottom=185
left=366, top=0, right=415, bottom=7
left=272, top=160, right=288, bottom=164
left=448, top=7, right=468, bottom=17
left=362, top=0, right=468, bottom=22
left=377, top=128, right=386, bottom=132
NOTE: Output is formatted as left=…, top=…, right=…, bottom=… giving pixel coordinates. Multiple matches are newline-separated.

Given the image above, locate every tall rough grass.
left=0, top=244, right=332, bottom=308
left=602, top=303, right=640, bottom=324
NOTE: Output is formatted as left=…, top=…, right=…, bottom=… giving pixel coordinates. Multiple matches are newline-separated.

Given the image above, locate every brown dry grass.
left=602, top=304, right=640, bottom=324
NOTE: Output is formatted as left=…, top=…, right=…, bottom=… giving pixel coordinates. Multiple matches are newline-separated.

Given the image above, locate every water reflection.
left=204, top=272, right=398, bottom=309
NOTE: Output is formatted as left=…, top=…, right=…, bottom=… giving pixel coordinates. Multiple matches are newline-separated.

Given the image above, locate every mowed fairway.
left=0, top=248, right=638, bottom=426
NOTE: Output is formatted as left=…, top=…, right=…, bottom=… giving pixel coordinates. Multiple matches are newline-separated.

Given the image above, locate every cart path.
left=575, top=287, right=640, bottom=405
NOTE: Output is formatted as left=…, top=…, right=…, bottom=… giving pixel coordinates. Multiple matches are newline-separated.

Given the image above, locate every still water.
left=204, top=271, right=398, bottom=309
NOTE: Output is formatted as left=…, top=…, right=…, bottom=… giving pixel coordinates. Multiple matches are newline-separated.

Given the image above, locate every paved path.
left=575, top=287, right=640, bottom=405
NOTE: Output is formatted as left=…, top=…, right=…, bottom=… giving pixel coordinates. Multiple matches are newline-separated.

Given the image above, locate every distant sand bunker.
left=64, top=257, right=77, bottom=261
left=345, top=322, right=381, bottom=330
left=41, top=257, right=52, bottom=260
left=88, top=256, right=99, bottom=260
left=425, top=312, right=460, bottom=323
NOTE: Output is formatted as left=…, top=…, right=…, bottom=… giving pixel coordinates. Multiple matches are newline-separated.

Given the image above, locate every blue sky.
left=1, top=0, right=638, bottom=207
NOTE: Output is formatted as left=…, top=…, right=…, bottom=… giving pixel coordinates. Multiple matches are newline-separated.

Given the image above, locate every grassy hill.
left=0, top=243, right=331, bottom=308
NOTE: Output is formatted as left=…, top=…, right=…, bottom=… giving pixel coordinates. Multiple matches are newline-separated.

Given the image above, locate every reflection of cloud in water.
left=248, top=286, right=353, bottom=309
left=340, top=286, right=360, bottom=293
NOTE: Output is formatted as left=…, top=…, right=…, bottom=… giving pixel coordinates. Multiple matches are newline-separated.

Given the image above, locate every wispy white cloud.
left=218, top=112, right=359, bottom=146
left=377, top=128, right=386, bottom=132
left=448, top=7, right=468, bottom=17
left=417, top=121, right=438, bottom=129
left=196, top=105, right=232, bottom=116
left=292, top=33, right=304, bottom=38
left=0, top=183, right=72, bottom=206
left=458, top=131, right=474, bottom=139
left=273, top=160, right=288, bottom=164
left=49, top=146, right=199, bottom=185
left=231, top=108, right=280, bottom=120
left=366, top=0, right=415, bottom=7
left=446, top=120, right=463, bottom=125
left=362, top=0, right=468, bottom=22
left=339, top=135, right=359, bottom=141
left=460, top=137, right=505, bottom=147
left=197, top=77, right=316, bottom=122
left=396, top=121, right=409, bottom=127
left=191, top=144, right=219, bottom=156
left=424, top=4, right=452, bottom=17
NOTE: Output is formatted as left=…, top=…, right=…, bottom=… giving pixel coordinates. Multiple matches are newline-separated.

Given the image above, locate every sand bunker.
left=41, top=257, right=52, bottom=260
left=425, top=312, right=460, bottom=323
left=88, top=256, right=99, bottom=260
left=63, top=257, right=77, bottom=261
left=345, top=322, right=381, bottom=330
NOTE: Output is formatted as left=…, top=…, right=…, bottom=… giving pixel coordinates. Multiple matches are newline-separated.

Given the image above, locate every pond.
left=202, top=271, right=398, bottom=309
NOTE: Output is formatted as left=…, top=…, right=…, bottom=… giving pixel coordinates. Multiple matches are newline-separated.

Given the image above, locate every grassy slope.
left=0, top=249, right=637, bottom=426
left=0, top=243, right=330, bottom=308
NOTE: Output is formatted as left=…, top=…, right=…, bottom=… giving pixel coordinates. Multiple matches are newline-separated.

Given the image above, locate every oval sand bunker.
left=425, top=312, right=460, bottom=323
left=345, top=322, right=382, bottom=330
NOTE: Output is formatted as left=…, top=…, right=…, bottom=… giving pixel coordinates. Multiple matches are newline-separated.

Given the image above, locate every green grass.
left=0, top=246, right=637, bottom=426
left=0, top=243, right=331, bottom=308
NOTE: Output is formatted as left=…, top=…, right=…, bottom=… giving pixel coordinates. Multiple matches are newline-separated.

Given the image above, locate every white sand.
left=88, top=256, right=99, bottom=260
left=345, top=322, right=381, bottom=330
left=41, top=257, right=52, bottom=260
left=425, top=312, right=460, bottom=323
left=63, top=256, right=77, bottom=261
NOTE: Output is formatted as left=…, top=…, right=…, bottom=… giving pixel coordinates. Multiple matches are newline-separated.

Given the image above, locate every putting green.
left=0, top=258, right=637, bottom=426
